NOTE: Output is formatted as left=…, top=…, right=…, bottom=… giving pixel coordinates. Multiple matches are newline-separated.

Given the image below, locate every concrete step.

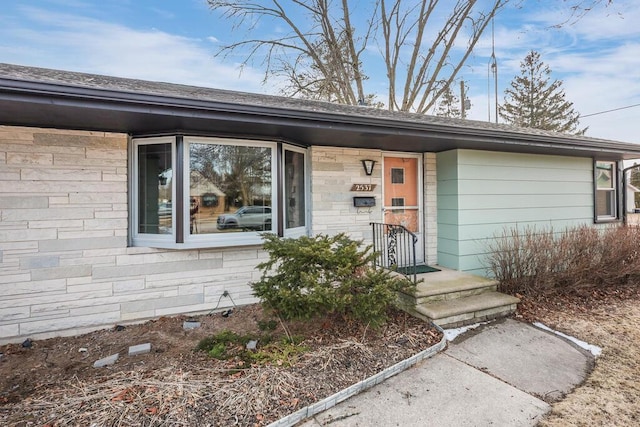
left=399, top=268, right=498, bottom=305
left=413, top=291, right=520, bottom=329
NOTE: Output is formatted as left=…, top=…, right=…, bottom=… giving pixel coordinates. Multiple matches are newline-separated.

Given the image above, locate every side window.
left=284, top=148, right=306, bottom=234
left=133, top=137, right=175, bottom=245
left=595, top=161, right=619, bottom=221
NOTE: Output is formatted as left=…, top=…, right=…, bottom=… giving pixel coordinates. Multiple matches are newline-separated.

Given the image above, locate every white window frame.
left=132, top=136, right=176, bottom=248
left=595, top=160, right=619, bottom=222
left=283, top=144, right=309, bottom=238
left=131, top=135, right=309, bottom=249
left=183, top=136, right=278, bottom=248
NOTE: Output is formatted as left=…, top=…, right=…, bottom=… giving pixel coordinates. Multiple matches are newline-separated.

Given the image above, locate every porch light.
left=361, top=159, right=376, bottom=176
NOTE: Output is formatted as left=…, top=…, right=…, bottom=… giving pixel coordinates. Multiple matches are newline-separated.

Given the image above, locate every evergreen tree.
left=499, top=51, right=587, bottom=135
left=435, top=85, right=461, bottom=118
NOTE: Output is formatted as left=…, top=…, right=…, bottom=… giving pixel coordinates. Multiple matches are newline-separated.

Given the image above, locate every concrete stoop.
left=399, top=267, right=520, bottom=328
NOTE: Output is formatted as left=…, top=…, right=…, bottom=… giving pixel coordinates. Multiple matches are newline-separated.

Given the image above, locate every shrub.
left=252, top=233, right=415, bottom=328
left=485, top=224, right=640, bottom=296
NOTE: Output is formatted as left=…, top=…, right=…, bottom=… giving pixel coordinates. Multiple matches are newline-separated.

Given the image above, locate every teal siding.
left=437, top=149, right=593, bottom=275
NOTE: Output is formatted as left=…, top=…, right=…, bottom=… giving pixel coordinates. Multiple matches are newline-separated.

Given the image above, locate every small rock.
left=93, top=353, right=119, bottom=368
left=128, top=343, right=151, bottom=356
left=21, top=339, right=32, bottom=349
left=183, top=320, right=201, bottom=330
left=246, top=340, right=258, bottom=351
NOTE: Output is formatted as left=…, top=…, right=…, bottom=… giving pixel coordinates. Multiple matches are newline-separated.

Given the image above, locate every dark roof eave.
left=2, top=75, right=640, bottom=159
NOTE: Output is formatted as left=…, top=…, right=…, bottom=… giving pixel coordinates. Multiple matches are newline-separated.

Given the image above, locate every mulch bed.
left=0, top=306, right=442, bottom=426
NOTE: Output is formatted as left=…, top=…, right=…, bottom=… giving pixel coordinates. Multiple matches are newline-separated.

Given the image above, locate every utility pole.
left=460, top=80, right=471, bottom=119
left=490, top=17, right=498, bottom=123
left=460, top=80, right=466, bottom=119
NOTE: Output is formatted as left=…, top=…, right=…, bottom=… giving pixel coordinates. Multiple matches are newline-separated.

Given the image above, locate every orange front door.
left=383, top=156, right=419, bottom=233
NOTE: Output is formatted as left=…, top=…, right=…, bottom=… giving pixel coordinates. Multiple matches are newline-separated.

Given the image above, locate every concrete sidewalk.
left=298, top=318, right=594, bottom=427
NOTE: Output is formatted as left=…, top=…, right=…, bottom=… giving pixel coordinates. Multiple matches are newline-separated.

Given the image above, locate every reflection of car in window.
left=216, top=206, right=272, bottom=231
left=158, top=202, right=172, bottom=217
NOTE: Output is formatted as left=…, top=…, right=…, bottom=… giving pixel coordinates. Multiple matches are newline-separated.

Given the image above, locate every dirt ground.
left=517, top=286, right=640, bottom=426
left=0, top=306, right=441, bottom=426
left=2, top=287, right=639, bottom=427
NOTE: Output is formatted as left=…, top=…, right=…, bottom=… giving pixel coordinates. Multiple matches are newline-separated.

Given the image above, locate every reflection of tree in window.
left=190, top=143, right=272, bottom=211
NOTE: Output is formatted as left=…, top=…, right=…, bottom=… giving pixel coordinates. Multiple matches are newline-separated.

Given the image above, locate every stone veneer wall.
left=310, top=147, right=438, bottom=264
left=0, top=126, right=262, bottom=343
left=424, top=153, right=438, bottom=265
left=310, top=147, right=384, bottom=240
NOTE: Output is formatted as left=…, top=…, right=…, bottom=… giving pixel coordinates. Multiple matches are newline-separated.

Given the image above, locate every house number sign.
left=350, top=184, right=377, bottom=191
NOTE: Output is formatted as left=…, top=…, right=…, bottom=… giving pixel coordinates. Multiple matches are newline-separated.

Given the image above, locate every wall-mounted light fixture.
left=361, top=159, right=376, bottom=176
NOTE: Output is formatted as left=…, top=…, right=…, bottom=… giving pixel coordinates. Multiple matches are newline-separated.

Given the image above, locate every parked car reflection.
left=216, top=206, right=272, bottom=231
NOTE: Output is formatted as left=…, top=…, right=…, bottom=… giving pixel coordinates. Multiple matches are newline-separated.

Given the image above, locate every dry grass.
left=524, top=291, right=640, bottom=426
left=0, top=307, right=441, bottom=426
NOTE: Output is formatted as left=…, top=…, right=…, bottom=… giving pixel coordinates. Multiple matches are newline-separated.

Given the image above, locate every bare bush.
left=485, top=224, right=640, bottom=296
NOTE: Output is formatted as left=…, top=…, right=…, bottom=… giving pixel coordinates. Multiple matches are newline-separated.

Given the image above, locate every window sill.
left=132, top=234, right=269, bottom=250
left=595, top=217, right=621, bottom=224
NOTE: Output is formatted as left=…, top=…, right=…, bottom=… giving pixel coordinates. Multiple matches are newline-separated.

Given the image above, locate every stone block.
left=120, top=294, right=204, bottom=314
left=20, top=311, right=121, bottom=335
left=183, top=320, right=201, bottom=330
left=93, top=353, right=119, bottom=368
left=0, top=306, right=30, bottom=322
left=113, top=279, right=145, bottom=293
left=83, top=218, right=128, bottom=231
left=66, top=282, right=113, bottom=295
left=2, top=207, right=96, bottom=222
left=19, top=255, right=60, bottom=269
left=93, top=258, right=223, bottom=280
left=0, top=273, right=32, bottom=286
left=128, top=343, right=151, bottom=356
left=31, top=265, right=91, bottom=281
left=0, top=324, right=20, bottom=340
left=39, top=236, right=125, bottom=252
left=21, top=168, right=102, bottom=181
left=34, top=133, right=127, bottom=150
left=0, top=196, right=48, bottom=209
left=0, top=228, right=57, bottom=243
left=6, top=152, right=52, bottom=165
left=70, top=304, right=120, bottom=317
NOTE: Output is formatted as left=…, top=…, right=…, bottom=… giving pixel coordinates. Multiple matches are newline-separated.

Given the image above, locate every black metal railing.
left=370, top=222, right=418, bottom=283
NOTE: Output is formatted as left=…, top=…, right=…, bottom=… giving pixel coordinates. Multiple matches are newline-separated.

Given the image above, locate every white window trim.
left=132, top=136, right=176, bottom=248
left=131, top=135, right=312, bottom=249
left=183, top=136, right=278, bottom=248
left=595, top=160, right=619, bottom=222
left=283, top=144, right=309, bottom=239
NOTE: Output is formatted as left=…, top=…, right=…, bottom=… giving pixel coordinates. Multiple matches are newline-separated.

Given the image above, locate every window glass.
left=189, top=143, right=273, bottom=234
left=285, top=150, right=306, bottom=229
left=596, top=163, right=613, bottom=189
left=595, top=161, right=617, bottom=220
left=391, top=168, right=405, bottom=184
left=137, top=143, right=173, bottom=234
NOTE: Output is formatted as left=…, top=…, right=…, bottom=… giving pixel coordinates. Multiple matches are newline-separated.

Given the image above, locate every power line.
left=581, top=103, right=640, bottom=118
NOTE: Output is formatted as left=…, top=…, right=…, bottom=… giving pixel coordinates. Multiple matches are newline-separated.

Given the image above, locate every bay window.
left=132, top=136, right=307, bottom=248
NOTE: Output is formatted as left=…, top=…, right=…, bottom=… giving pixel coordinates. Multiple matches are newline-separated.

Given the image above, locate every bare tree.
left=208, top=0, right=613, bottom=112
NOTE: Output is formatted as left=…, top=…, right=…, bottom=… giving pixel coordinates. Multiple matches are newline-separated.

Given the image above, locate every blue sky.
left=1, top=0, right=639, bottom=143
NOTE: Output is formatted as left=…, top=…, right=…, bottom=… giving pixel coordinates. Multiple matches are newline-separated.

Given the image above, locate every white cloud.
left=0, top=7, right=272, bottom=93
